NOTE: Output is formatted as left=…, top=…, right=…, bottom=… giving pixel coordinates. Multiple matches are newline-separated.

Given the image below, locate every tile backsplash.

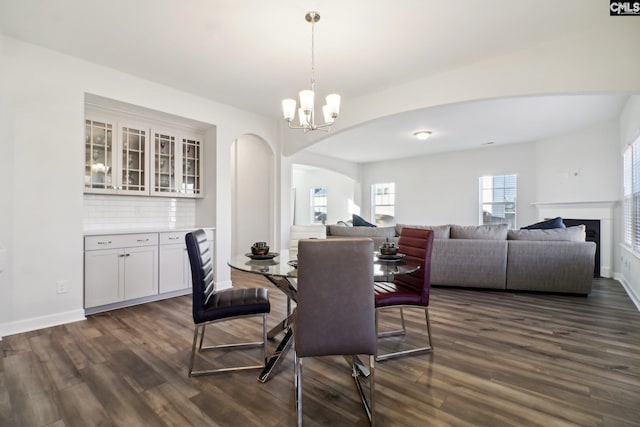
left=83, top=195, right=196, bottom=231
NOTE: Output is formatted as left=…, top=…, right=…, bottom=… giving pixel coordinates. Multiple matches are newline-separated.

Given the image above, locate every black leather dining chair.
left=294, top=238, right=376, bottom=426
left=185, top=229, right=270, bottom=376
left=374, top=227, right=434, bottom=361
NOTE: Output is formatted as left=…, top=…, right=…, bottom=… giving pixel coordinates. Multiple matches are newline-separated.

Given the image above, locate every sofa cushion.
left=352, top=214, right=376, bottom=227
left=521, top=216, right=565, bottom=230
left=395, top=224, right=451, bottom=239
left=430, top=239, right=507, bottom=289
left=506, top=240, right=595, bottom=294
left=507, top=225, right=586, bottom=242
left=450, top=224, right=508, bottom=240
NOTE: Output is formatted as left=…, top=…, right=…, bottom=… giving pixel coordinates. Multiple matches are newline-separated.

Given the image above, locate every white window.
left=372, top=182, right=395, bottom=226
left=311, top=187, right=327, bottom=224
left=623, top=136, right=640, bottom=252
left=479, top=175, right=517, bottom=228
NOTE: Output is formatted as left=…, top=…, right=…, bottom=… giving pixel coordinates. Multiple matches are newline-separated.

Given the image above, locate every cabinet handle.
left=97, top=241, right=112, bottom=245
left=137, top=238, right=149, bottom=242
left=169, top=237, right=180, bottom=240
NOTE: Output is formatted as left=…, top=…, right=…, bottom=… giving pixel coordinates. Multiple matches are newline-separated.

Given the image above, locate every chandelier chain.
left=310, top=15, right=315, bottom=91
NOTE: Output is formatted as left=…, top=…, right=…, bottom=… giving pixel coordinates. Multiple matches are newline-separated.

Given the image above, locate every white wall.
left=232, top=134, right=274, bottom=256
left=0, top=35, right=278, bottom=337
left=292, top=165, right=357, bottom=225
left=361, top=143, right=538, bottom=227
left=535, top=121, right=620, bottom=203
left=361, top=120, right=620, bottom=230
left=0, top=34, right=12, bottom=329
left=618, top=96, right=640, bottom=308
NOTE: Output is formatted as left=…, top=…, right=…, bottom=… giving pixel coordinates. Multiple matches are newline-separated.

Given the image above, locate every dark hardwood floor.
left=1, top=273, right=639, bottom=426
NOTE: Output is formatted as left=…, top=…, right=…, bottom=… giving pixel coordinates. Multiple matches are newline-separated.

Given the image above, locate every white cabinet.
left=84, top=116, right=115, bottom=192
left=84, top=106, right=204, bottom=198
left=124, top=245, right=159, bottom=299
left=84, top=233, right=158, bottom=309
left=84, top=247, right=122, bottom=307
left=159, top=229, right=214, bottom=293
left=84, top=228, right=214, bottom=314
left=150, top=130, right=204, bottom=197
left=84, top=111, right=150, bottom=195
left=159, top=231, right=192, bottom=293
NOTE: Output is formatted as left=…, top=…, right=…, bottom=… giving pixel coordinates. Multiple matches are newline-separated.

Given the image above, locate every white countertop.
left=83, top=226, right=215, bottom=236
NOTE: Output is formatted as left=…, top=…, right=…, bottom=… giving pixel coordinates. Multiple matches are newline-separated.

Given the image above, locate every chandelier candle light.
left=282, top=11, right=341, bottom=133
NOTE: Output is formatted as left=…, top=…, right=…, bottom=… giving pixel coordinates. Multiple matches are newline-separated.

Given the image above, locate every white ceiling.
left=0, top=0, right=634, bottom=163
left=305, top=94, right=630, bottom=163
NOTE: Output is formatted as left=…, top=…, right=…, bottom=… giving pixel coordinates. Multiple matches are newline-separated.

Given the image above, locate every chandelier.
left=282, top=11, right=341, bottom=133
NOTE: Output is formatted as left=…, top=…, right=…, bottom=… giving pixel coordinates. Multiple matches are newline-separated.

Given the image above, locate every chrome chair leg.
left=375, top=306, right=433, bottom=362
left=425, top=308, right=433, bottom=349
left=352, top=355, right=375, bottom=425
left=294, top=353, right=303, bottom=427
left=189, top=314, right=269, bottom=377
left=263, top=313, right=268, bottom=364
left=370, top=355, right=375, bottom=426
left=188, top=325, right=200, bottom=377
left=198, top=325, right=206, bottom=350
left=376, top=307, right=408, bottom=338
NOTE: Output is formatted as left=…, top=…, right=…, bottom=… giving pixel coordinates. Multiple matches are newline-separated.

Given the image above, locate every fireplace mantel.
left=531, top=200, right=618, bottom=278
left=532, top=200, right=619, bottom=209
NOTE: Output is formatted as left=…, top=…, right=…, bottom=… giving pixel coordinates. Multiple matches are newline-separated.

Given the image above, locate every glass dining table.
left=228, top=250, right=420, bottom=383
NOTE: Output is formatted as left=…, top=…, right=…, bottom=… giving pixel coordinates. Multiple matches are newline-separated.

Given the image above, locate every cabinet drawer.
left=85, top=233, right=158, bottom=250
left=159, top=231, right=188, bottom=245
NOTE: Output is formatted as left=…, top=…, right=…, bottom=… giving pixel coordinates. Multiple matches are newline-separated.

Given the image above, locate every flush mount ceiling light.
left=282, top=11, right=341, bottom=133
left=413, top=131, right=432, bottom=141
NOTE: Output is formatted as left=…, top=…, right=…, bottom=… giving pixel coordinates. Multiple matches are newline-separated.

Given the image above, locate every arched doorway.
left=231, top=134, right=274, bottom=256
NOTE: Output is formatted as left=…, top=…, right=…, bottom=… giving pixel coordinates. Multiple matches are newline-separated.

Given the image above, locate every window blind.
left=480, top=175, right=517, bottom=228
left=623, top=136, right=640, bottom=252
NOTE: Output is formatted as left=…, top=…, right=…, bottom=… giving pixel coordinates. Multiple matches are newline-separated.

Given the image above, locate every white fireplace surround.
left=532, top=201, right=618, bottom=278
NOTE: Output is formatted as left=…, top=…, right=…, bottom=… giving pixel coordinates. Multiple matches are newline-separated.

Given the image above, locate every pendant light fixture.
left=282, top=11, right=340, bottom=133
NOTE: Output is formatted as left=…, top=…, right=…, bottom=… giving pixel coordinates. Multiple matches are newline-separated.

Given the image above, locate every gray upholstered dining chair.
left=374, top=227, right=434, bottom=361
left=294, top=238, right=377, bottom=426
left=185, top=229, right=270, bottom=376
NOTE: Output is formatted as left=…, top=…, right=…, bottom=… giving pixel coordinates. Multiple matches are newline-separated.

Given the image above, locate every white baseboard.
left=614, top=272, right=640, bottom=312
left=0, top=309, right=86, bottom=340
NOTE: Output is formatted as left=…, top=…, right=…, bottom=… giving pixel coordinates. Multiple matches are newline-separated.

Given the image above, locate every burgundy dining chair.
left=374, top=227, right=434, bottom=361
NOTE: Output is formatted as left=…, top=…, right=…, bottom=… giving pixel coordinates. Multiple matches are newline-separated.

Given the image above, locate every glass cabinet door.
left=119, top=126, right=148, bottom=194
left=85, top=108, right=204, bottom=198
left=181, top=137, right=201, bottom=195
left=153, top=132, right=177, bottom=193
left=85, top=119, right=115, bottom=191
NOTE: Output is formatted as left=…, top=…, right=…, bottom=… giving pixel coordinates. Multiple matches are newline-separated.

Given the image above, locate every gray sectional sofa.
left=326, top=223, right=596, bottom=295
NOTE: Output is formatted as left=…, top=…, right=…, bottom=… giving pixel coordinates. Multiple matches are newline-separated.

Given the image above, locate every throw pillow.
left=352, top=214, right=376, bottom=227
left=521, top=217, right=565, bottom=230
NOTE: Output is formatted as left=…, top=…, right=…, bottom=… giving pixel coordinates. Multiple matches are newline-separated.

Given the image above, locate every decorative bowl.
left=379, top=245, right=398, bottom=256
left=251, top=245, right=270, bottom=256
